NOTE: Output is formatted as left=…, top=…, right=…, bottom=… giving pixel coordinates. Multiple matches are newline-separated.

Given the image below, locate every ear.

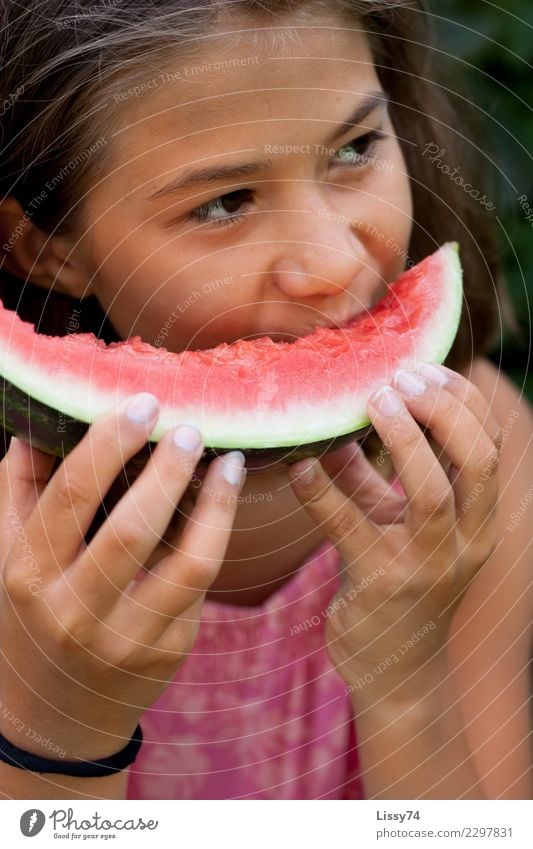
left=0, top=196, right=89, bottom=298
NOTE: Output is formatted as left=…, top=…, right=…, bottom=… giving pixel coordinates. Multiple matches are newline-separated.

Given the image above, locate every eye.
left=183, top=131, right=385, bottom=231
left=188, top=189, right=254, bottom=228
left=332, top=129, right=385, bottom=167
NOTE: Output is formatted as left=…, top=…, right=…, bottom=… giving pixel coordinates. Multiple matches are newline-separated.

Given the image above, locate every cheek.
left=389, top=138, right=414, bottom=237
left=140, top=262, right=259, bottom=350
left=370, top=150, right=413, bottom=276
left=81, top=215, right=248, bottom=345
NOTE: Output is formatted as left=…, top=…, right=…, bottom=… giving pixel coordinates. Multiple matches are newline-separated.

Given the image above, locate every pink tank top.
left=126, top=539, right=364, bottom=799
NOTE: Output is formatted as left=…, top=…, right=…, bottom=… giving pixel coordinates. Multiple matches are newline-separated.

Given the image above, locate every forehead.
left=108, top=18, right=379, bottom=154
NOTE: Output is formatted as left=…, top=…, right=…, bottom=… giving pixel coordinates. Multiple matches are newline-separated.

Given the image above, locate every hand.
left=289, top=364, right=502, bottom=701
left=0, top=394, right=246, bottom=759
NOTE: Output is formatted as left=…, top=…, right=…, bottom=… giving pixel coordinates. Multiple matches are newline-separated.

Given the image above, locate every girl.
left=0, top=0, right=531, bottom=801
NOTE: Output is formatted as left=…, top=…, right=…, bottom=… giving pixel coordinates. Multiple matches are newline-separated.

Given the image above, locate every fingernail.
left=173, top=424, right=203, bottom=453
left=371, top=386, right=403, bottom=416
left=221, top=451, right=246, bottom=486
left=394, top=370, right=427, bottom=396
left=416, top=362, right=448, bottom=387
left=291, top=458, right=317, bottom=484
left=126, top=393, right=159, bottom=423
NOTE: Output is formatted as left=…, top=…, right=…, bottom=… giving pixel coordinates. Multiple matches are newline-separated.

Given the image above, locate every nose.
left=267, top=207, right=368, bottom=300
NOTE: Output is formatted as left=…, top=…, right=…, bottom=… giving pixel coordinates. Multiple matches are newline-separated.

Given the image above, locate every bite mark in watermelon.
left=0, top=242, right=462, bottom=471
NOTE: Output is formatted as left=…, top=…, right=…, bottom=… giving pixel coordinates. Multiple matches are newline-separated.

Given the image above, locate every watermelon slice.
left=0, top=242, right=462, bottom=471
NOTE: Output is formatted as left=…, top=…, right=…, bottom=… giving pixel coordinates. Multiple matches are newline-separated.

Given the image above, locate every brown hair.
left=0, top=0, right=513, bottom=364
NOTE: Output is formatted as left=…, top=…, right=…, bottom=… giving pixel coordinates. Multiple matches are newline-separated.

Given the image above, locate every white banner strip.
left=2, top=799, right=531, bottom=847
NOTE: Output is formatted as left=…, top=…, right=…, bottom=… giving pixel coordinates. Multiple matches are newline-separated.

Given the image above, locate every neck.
left=205, top=464, right=327, bottom=606
left=155, top=436, right=387, bottom=607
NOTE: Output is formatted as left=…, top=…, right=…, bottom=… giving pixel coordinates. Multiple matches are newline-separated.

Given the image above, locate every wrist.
left=0, top=705, right=140, bottom=762
left=0, top=721, right=142, bottom=780
left=345, top=654, right=452, bottom=716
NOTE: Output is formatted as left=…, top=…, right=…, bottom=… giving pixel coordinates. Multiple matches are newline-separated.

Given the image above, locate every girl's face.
left=72, top=17, right=413, bottom=351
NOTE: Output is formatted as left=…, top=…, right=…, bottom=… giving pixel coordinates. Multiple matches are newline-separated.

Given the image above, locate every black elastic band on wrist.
left=0, top=724, right=143, bottom=777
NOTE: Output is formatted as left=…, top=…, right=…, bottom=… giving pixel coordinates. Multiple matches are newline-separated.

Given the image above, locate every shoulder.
left=469, top=354, right=533, bottom=613
left=458, top=354, right=533, bottom=642
left=447, top=356, right=532, bottom=798
left=455, top=355, right=533, bottom=643
left=468, top=356, right=533, bottom=584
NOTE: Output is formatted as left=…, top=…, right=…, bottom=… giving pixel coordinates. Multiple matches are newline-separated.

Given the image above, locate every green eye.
left=333, top=130, right=385, bottom=166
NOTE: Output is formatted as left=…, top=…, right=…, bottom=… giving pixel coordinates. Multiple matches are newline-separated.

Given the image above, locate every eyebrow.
left=145, top=90, right=389, bottom=202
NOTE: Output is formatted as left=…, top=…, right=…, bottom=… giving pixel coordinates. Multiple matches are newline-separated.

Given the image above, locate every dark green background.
left=430, top=0, right=532, bottom=399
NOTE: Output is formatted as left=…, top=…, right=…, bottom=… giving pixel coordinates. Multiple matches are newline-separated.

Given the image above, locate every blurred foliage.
left=429, top=0, right=532, bottom=399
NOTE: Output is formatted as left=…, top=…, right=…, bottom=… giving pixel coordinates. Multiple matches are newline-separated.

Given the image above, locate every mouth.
left=315, top=310, right=365, bottom=331
left=263, top=310, right=365, bottom=344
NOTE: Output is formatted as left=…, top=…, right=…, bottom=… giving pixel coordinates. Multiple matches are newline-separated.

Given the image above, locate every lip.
left=262, top=310, right=366, bottom=344
left=315, top=310, right=365, bottom=330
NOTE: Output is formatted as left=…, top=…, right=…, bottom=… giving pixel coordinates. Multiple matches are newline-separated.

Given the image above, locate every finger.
left=0, top=437, right=56, bottom=521
left=154, top=593, right=204, bottom=657
left=69, top=424, right=207, bottom=614
left=367, top=384, right=455, bottom=537
left=25, top=393, right=162, bottom=570
left=120, top=451, right=246, bottom=638
left=289, top=456, right=380, bottom=558
left=0, top=438, right=56, bottom=568
left=321, top=440, right=406, bottom=523
left=390, top=371, right=499, bottom=536
left=415, top=363, right=502, bottom=450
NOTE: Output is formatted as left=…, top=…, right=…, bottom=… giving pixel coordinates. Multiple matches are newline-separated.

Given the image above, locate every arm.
left=348, top=361, right=533, bottom=799
left=0, top=701, right=135, bottom=800
left=290, top=362, right=519, bottom=799
left=0, top=398, right=246, bottom=801
left=348, top=658, right=487, bottom=799
left=444, top=357, right=533, bottom=800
